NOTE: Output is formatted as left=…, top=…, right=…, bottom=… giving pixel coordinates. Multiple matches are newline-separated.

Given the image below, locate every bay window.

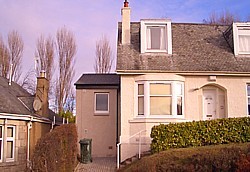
left=247, top=84, right=250, bottom=115
left=137, top=81, right=184, bottom=118
left=0, top=126, right=2, bottom=162
left=138, top=84, right=144, bottom=115
left=0, top=125, right=15, bottom=163
left=6, top=126, right=15, bottom=161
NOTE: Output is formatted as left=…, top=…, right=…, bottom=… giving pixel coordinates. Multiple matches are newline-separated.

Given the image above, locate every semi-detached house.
left=75, top=0, right=250, bottom=165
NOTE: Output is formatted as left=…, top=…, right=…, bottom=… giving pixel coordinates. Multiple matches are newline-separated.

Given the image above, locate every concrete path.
left=74, top=157, right=117, bottom=172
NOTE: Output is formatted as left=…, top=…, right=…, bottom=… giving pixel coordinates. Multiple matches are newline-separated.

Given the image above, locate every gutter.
left=0, top=113, right=51, bottom=124
left=116, top=70, right=250, bottom=76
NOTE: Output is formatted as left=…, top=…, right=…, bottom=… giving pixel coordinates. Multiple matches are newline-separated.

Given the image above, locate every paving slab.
left=74, top=157, right=117, bottom=172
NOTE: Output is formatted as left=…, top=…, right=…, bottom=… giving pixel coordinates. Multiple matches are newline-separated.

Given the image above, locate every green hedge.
left=31, top=124, right=78, bottom=172
left=151, top=117, right=250, bottom=153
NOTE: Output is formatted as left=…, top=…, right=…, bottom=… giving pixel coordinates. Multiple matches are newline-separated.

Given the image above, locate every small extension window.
left=95, top=93, right=109, bottom=114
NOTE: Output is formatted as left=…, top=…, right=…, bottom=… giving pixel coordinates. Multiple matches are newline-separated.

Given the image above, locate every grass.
left=119, top=142, right=250, bottom=172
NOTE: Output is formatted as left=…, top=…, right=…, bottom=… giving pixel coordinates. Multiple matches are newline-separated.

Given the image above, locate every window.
left=138, top=84, right=144, bottom=115
left=147, top=26, right=166, bottom=50
left=238, top=28, right=250, bottom=54
left=0, top=126, right=2, bottom=162
left=247, top=85, right=250, bottom=115
left=95, top=93, right=109, bottom=114
left=233, top=23, right=250, bottom=55
left=0, top=125, right=15, bottom=163
left=141, top=19, right=172, bottom=54
left=150, top=83, right=171, bottom=115
left=6, top=126, right=15, bottom=161
left=137, top=81, right=184, bottom=117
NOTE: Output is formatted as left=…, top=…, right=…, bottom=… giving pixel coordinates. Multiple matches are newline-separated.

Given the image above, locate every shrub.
left=151, top=117, right=250, bottom=153
left=31, top=124, right=78, bottom=172
left=120, top=143, right=250, bottom=172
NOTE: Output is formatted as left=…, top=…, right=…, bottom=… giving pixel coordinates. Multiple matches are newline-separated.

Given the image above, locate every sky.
left=0, top=0, right=250, bottom=83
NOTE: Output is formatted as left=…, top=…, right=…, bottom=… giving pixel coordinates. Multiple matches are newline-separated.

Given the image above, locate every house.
left=0, top=71, right=62, bottom=171
left=75, top=0, right=250, bottom=165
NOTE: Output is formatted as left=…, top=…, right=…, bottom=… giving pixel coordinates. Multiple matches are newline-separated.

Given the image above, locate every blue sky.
left=0, top=0, right=249, bottom=82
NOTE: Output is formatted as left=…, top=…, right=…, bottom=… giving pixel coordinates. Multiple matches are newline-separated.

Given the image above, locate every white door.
left=203, top=89, right=216, bottom=120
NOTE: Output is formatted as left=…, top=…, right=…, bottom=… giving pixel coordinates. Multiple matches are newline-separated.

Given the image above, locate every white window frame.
left=94, top=93, right=109, bottom=114
left=137, top=83, right=144, bottom=116
left=247, top=84, right=250, bottom=116
left=141, top=19, right=172, bottom=54
left=233, top=23, right=250, bottom=55
left=135, top=81, right=184, bottom=118
left=0, top=125, right=3, bottom=162
left=6, top=126, right=15, bottom=162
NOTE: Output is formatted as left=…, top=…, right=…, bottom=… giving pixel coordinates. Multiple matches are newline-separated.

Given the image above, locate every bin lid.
left=79, top=138, right=92, bottom=144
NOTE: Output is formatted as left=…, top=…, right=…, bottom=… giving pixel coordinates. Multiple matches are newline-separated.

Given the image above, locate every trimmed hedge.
left=120, top=143, right=250, bottom=172
left=31, top=124, right=78, bottom=172
left=151, top=117, right=250, bottom=153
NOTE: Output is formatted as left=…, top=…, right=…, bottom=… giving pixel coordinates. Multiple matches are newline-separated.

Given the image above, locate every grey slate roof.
left=117, top=22, right=250, bottom=73
left=0, top=76, right=61, bottom=123
left=75, top=74, right=120, bottom=89
left=0, top=76, right=34, bottom=115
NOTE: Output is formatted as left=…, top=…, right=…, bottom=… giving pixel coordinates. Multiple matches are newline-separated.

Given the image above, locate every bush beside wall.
left=31, top=124, right=77, bottom=172
left=151, top=117, right=250, bottom=153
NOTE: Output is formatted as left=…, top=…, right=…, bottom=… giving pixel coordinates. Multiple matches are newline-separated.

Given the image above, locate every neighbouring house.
left=0, top=71, right=62, bottom=171
left=75, top=0, right=250, bottom=165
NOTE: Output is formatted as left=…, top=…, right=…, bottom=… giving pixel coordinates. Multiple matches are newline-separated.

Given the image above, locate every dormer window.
left=147, top=26, right=166, bottom=50
left=233, top=23, right=250, bottom=55
left=141, top=19, right=172, bottom=54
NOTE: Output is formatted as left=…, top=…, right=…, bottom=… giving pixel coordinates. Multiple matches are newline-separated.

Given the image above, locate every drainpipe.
left=27, top=117, right=33, bottom=169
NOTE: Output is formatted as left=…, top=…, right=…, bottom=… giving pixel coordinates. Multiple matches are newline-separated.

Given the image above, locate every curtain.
left=239, top=35, right=250, bottom=53
left=146, top=27, right=151, bottom=49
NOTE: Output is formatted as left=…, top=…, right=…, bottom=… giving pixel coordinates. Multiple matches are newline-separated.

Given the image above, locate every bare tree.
left=94, top=35, right=113, bottom=73
left=55, top=27, right=76, bottom=113
left=0, top=36, right=10, bottom=78
left=19, top=68, right=36, bottom=94
left=8, top=30, right=24, bottom=82
left=35, top=35, right=55, bottom=96
left=203, top=10, right=241, bottom=25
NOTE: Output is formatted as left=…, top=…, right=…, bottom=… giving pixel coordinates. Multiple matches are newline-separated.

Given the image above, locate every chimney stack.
left=121, top=0, right=131, bottom=44
left=35, top=71, right=49, bottom=118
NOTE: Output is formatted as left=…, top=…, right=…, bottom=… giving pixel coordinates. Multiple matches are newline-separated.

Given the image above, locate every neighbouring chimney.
left=121, top=0, right=131, bottom=44
left=35, top=70, right=49, bottom=118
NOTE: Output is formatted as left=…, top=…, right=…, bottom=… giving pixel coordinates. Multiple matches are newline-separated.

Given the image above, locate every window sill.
left=129, top=117, right=190, bottom=123
left=94, top=113, right=109, bottom=116
left=0, top=161, right=17, bottom=166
